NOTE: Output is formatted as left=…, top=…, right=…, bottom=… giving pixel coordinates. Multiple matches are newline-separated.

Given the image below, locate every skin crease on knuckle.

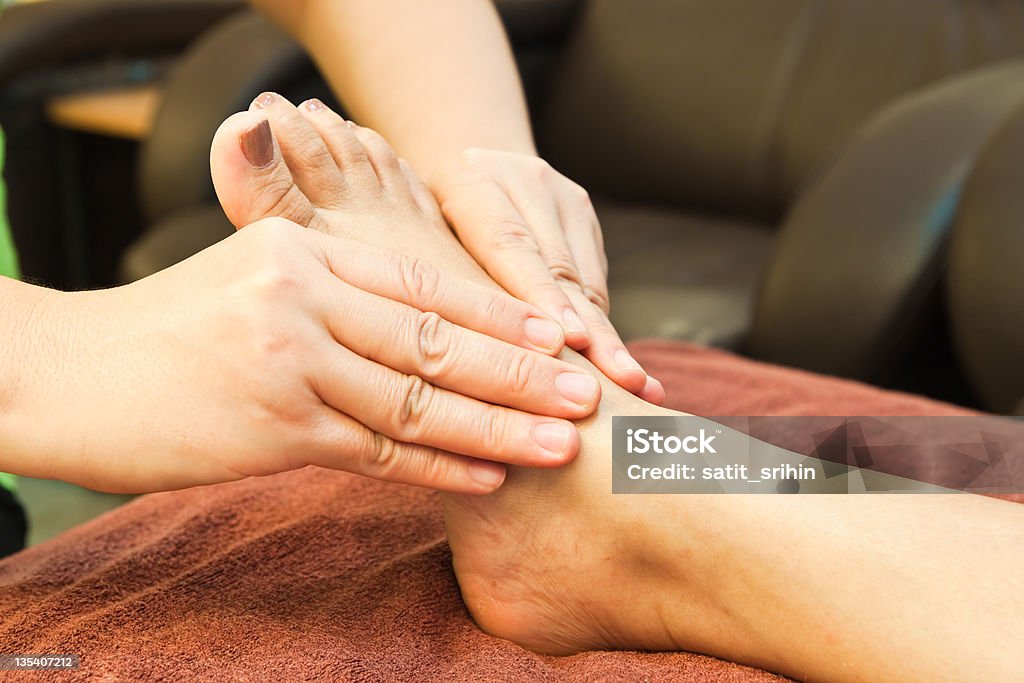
left=481, top=291, right=523, bottom=336
left=394, top=373, right=436, bottom=442
left=397, top=253, right=443, bottom=309
left=488, top=219, right=541, bottom=254
left=503, top=347, right=536, bottom=396
left=366, top=431, right=403, bottom=476
left=413, top=311, right=456, bottom=381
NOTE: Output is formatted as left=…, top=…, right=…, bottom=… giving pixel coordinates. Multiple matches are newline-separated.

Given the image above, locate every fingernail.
left=303, top=98, right=325, bottom=112
left=614, top=348, right=643, bottom=373
left=469, top=462, right=505, bottom=489
left=252, top=92, right=278, bottom=109
left=562, top=308, right=587, bottom=335
left=533, top=422, right=573, bottom=456
left=555, top=372, right=599, bottom=406
left=239, top=119, right=274, bottom=168
left=524, top=317, right=562, bottom=350
left=643, top=375, right=665, bottom=402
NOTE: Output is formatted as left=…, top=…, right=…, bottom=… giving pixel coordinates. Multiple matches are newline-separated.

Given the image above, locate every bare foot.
left=209, top=94, right=679, bottom=655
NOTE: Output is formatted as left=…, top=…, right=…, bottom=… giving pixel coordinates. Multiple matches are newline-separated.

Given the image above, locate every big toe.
left=210, top=110, right=320, bottom=230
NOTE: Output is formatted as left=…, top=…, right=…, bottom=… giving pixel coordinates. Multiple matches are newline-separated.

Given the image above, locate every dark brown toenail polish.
left=303, top=98, right=325, bottom=112
left=240, top=119, right=274, bottom=168
left=253, top=92, right=277, bottom=109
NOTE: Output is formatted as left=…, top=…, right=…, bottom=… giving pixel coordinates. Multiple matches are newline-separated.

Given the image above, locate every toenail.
left=239, top=119, right=274, bottom=168
left=524, top=316, right=562, bottom=350
left=345, top=120, right=356, bottom=129
left=303, top=98, right=325, bottom=112
left=555, top=372, right=599, bottom=406
left=469, top=462, right=506, bottom=489
left=253, top=92, right=277, bottom=109
left=561, top=308, right=587, bottom=335
left=533, top=422, right=573, bottom=456
left=614, top=348, right=644, bottom=373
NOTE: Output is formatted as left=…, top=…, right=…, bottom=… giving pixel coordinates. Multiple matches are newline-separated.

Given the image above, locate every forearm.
left=250, top=0, right=535, bottom=180
left=661, top=494, right=1024, bottom=682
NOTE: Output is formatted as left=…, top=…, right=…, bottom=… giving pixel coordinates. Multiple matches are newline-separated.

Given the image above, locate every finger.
left=349, top=125, right=407, bottom=195
left=638, top=375, right=667, bottom=406
left=307, top=407, right=507, bottom=494
left=441, top=178, right=590, bottom=347
left=565, top=287, right=650, bottom=395
left=558, top=185, right=611, bottom=313
left=314, top=273, right=600, bottom=418
left=310, top=233, right=565, bottom=354
left=312, top=341, right=582, bottom=468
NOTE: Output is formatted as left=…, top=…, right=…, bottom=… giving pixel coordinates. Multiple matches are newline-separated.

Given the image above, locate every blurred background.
left=2, top=0, right=1023, bottom=543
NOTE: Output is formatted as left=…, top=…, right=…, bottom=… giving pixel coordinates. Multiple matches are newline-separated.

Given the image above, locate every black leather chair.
left=115, top=0, right=1024, bottom=410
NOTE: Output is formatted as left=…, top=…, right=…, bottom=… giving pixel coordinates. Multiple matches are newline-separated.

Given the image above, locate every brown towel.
left=0, top=341, right=1011, bottom=681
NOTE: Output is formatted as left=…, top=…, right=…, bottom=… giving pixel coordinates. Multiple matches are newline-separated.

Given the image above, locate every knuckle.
left=251, top=256, right=303, bottom=301
left=366, top=431, right=402, bottom=474
left=393, top=374, right=435, bottom=440
left=528, top=156, right=551, bottom=180
left=397, top=253, right=442, bottom=305
left=416, top=449, right=457, bottom=488
left=480, top=409, right=509, bottom=456
left=572, top=184, right=592, bottom=208
left=503, top=348, right=537, bottom=395
left=413, top=311, right=454, bottom=379
left=546, top=253, right=584, bottom=288
left=583, top=285, right=611, bottom=313
left=489, top=220, right=539, bottom=252
left=481, top=292, right=517, bottom=329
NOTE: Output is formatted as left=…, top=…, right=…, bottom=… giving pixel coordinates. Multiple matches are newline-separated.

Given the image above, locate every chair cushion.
left=598, top=200, right=774, bottom=348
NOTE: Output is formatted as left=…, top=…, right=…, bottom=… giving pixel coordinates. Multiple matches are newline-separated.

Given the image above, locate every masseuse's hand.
left=15, top=219, right=599, bottom=494
left=431, top=149, right=665, bottom=405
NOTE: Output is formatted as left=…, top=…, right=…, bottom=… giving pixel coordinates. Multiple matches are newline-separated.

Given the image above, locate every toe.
left=251, top=92, right=352, bottom=209
left=210, top=110, right=319, bottom=229
left=350, top=124, right=410, bottom=196
left=296, top=98, right=380, bottom=191
left=399, top=158, right=444, bottom=222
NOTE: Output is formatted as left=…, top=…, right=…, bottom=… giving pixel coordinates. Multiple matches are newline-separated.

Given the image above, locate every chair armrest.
left=746, top=60, right=1024, bottom=381
left=948, top=102, right=1024, bottom=412
left=0, top=0, right=243, bottom=87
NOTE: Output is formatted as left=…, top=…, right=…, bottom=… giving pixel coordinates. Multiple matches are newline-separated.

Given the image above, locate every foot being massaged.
left=124, top=93, right=1024, bottom=680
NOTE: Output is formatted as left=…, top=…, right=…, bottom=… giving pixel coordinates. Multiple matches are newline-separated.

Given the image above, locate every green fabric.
left=0, top=126, right=18, bottom=280
left=0, top=473, right=15, bottom=492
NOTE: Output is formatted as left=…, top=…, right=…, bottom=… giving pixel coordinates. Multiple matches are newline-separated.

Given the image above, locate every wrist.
left=0, top=281, right=92, bottom=481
